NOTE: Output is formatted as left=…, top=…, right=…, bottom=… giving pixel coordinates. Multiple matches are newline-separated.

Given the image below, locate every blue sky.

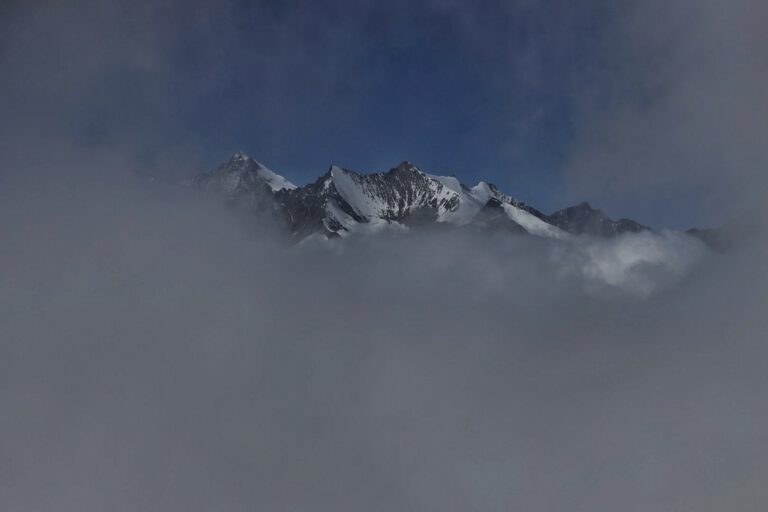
left=2, top=0, right=765, bottom=228
left=133, top=2, right=601, bottom=197
left=154, top=1, right=615, bottom=211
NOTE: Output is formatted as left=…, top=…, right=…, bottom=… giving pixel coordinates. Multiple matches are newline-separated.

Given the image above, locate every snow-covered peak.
left=190, top=156, right=646, bottom=241
left=432, top=178, right=504, bottom=225
left=322, top=162, right=461, bottom=225
left=230, top=151, right=250, bottom=162
left=393, top=160, right=422, bottom=173
left=329, top=165, right=347, bottom=179
left=193, top=152, right=297, bottom=197
left=255, top=163, right=297, bottom=191
left=224, top=152, right=296, bottom=191
left=428, top=173, right=463, bottom=195
left=471, top=181, right=494, bottom=201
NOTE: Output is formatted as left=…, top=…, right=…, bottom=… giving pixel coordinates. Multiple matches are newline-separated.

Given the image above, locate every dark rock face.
left=193, top=154, right=272, bottom=200
left=474, top=199, right=527, bottom=233
left=274, top=171, right=359, bottom=240
left=546, top=202, right=648, bottom=237
left=479, top=182, right=549, bottom=221
left=190, top=153, right=653, bottom=241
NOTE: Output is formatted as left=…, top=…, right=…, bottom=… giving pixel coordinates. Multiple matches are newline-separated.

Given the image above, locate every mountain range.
left=190, top=152, right=650, bottom=242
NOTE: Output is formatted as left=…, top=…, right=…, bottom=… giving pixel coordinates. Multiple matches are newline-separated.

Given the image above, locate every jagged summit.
left=190, top=153, right=650, bottom=241
left=546, top=202, right=647, bottom=237
left=196, top=152, right=297, bottom=194
left=230, top=150, right=250, bottom=161
left=393, top=160, right=419, bottom=171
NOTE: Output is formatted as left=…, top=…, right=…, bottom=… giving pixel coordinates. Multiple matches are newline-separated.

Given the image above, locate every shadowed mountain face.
left=191, top=152, right=296, bottom=196
left=546, top=202, right=648, bottom=237
left=192, top=153, right=650, bottom=241
left=473, top=199, right=529, bottom=234
left=189, top=152, right=294, bottom=224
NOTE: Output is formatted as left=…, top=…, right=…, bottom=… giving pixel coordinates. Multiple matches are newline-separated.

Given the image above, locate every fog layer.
left=1, top=170, right=767, bottom=511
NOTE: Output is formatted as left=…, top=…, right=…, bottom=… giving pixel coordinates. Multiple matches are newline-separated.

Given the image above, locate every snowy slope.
left=256, top=164, right=297, bottom=192
left=501, top=203, right=568, bottom=239
left=231, top=152, right=296, bottom=192
left=327, top=162, right=460, bottom=225
left=427, top=174, right=485, bottom=224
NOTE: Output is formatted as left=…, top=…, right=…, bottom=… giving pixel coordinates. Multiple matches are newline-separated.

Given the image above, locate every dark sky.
left=2, top=0, right=766, bottom=228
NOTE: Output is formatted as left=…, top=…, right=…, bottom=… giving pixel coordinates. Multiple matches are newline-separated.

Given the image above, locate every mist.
left=2, top=0, right=768, bottom=510
left=1, top=165, right=766, bottom=511
left=563, top=0, right=768, bottom=228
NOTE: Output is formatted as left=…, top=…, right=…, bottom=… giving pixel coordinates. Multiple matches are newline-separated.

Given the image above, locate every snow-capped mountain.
left=193, top=152, right=296, bottom=196
left=278, top=161, right=462, bottom=238
left=191, top=152, right=648, bottom=241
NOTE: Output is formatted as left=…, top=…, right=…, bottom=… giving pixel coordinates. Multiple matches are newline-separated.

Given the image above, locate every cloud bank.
left=1, top=168, right=766, bottom=511
left=563, top=0, right=768, bottom=228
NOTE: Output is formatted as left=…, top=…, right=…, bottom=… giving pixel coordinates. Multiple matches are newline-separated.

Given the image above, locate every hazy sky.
left=2, top=0, right=765, bottom=228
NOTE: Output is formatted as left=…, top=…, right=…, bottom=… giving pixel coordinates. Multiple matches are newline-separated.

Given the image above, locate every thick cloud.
left=563, top=0, right=768, bottom=228
left=1, top=167, right=767, bottom=511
